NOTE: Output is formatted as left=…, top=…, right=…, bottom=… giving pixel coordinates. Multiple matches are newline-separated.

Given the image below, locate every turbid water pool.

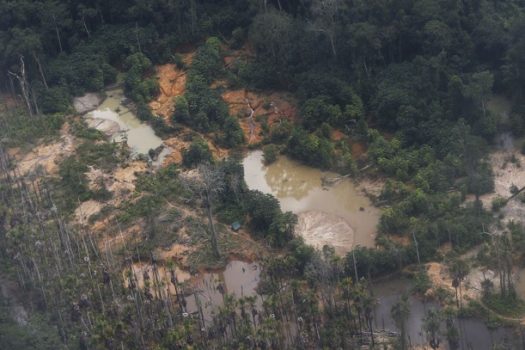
left=243, top=150, right=380, bottom=254
left=85, top=88, right=170, bottom=163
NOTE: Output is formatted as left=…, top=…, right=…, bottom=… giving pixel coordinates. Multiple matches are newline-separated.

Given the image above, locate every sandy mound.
left=295, top=211, right=355, bottom=255
left=85, top=118, right=121, bottom=137
left=16, top=123, right=75, bottom=175
left=73, top=93, right=102, bottom=114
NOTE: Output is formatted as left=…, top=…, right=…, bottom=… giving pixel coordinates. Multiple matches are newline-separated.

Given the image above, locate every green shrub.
left=172, top=53, right=185, bottom=69
left=172, top=96, right=190, bottom=124
left=182, top=138, right=213, bottom=167
left=263, top=144, right=279, bottom=164
left=491, top=197, right=507, bottom=211
left=137, top=103, right=154, bottom=121
left=217, top=116, right=244, bottom=148
left=231, top=27, right=245, bottom=49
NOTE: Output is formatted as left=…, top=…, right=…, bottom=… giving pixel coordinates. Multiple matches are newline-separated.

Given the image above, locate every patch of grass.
left=460, top=299, right=514, bottom=329
left=482, top=293, right=525, bottom=318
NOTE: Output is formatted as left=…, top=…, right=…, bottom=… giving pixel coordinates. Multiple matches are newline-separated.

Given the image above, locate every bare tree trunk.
left=8, top=56, right=34, bottom=117
left=31, top=85, right=40, bottom=116
left=205, top=190, right=221, bottom=259
left=52, top=14, right=63, bottom=53
left=33, top=53, right=48, bottom=90
left=329, top=34, right=337, bottom=58
left=82, top=16, right=91, bottom=38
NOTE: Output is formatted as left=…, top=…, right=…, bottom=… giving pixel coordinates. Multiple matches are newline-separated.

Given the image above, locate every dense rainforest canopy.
left=2, top=0, right=525, bottom=349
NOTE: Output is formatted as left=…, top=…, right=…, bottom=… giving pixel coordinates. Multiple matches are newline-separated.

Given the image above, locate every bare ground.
left=479, top=149, right=525, bottom=227
left=15, top=123, right=75, bottom=176
left=295, top=211, right=355, bottom=255
left=73, top=93, right=102, bottom=114
left=425, top=261, right=498, bottom=301
left=149, top=53, right=194, bottom=121
left=221, top=89, right=298, bottom=145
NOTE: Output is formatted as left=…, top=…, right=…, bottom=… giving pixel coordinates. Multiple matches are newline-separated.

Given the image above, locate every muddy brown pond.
left=127, top=260, right=261, bottom=322
left=243, top=150, right=380, bottom=254
left=84, top=88, right=171, bottom=163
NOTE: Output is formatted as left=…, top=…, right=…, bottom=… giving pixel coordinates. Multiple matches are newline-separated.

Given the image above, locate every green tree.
left=423, top=309, right=442, bottom=350
left=182, top=138, right=213, bottom=167
left=391, top=294, right=410, bottom=350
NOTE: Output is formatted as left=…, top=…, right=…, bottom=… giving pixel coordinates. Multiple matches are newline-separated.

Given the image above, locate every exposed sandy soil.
left=296, top=211, right=355, bottom=255
left=85, top=161, right=146, bottom=205
left=85, top=118, right=121, bottom=137
left=15, top=123, right=75, bottom=175
left=149, top=53, right=194, bottom=121
left=330, top=129, right=345, bottom=141
left=223, top=44, right=255, bottom=68
left=74, top=200, right=103, bottom=225
left=161, top=133, right=228, bottom=166
left=73, top=93, right=102, bottom=114
left=161, top=137, right=189, bottom=165
left=221, top=89, right=298, bottom=144
left=356, top=177, right=385, bottom=200
left=156, top=242, right=195, bottom=266
left=425, top=262, right=498, bottom=301
left=72, top=161, right=148, bottom=230
left=124, top=262, right=192, bottom=295
left=479, top=148, right=525, bottom=227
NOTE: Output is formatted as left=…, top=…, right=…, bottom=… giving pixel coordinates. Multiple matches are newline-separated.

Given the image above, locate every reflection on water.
left=127, top=260, right=260, bottom=322
left=372, top=278, right=522, bottom=349
left=243, top=151, right=380, bottom=250
left=185, top=260, right=261, bottom=321
left=86, top=89, right=169, bottom=161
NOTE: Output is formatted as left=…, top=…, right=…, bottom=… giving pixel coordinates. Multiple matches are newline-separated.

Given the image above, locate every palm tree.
left=391, top=294, right=410, bottom=350
left=423, top=308, right=442, bottom=350
left=449, top=258, right=469, bottom=309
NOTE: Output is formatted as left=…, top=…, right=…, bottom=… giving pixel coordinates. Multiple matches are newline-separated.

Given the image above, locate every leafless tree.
left=183, top=162, right=225, bottom=259
left=309, top=0, right=341, bottom=58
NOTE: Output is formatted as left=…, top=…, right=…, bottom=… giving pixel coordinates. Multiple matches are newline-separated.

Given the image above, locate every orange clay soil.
left=161, top=132, right=228, bottom=167
left=221, top=89, right=298, bottom=144
left=149, top=52, right=194, bottom=121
